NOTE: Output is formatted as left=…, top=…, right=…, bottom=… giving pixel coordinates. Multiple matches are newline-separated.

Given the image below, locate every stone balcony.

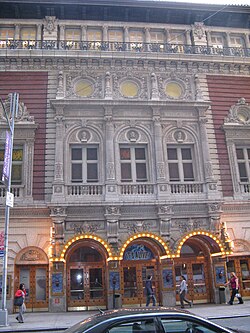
left=0, top=39, right=249, bottom=58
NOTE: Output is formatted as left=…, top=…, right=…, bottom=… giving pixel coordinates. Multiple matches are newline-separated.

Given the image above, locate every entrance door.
left=121, top=262, right=159, bottom=306
left=16, top=265, right=49, bottom=311
left=175, top=260, right=210, bottom=303
left=67, top=264, right=105, bottom=310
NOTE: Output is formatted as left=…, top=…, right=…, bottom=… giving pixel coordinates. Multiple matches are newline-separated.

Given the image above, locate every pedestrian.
left=15, top=283, right=26, bottom=323
left=179, top=275, right=193, bottom=308
left=145, top=275, right=156, bottom=306
left=225, top=272, right=244, bottom=305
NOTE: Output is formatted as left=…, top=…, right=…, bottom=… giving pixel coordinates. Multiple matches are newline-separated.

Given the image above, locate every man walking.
left=145, top=275, right=156, bottom=306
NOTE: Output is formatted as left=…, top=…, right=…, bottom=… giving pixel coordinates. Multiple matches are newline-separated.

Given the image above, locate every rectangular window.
left=129, top=30, right=144, bottom=43
left=230, top=35, right=244, bottom=48
left=0, top=27, right=14, bottom=39
left=150, top=31, right=164, bottom=44
left=71, top=146, right=98, bottom=183
left=169, top=31, right=185, bottom=44
left=236, top=147, right=250, bottom=182
left=65, top=28, right=81, bottom=41
left=211, top=34, right=225, bottom=48
left=108, top=30, right=123, bottom=43
left=20, top=27, right=36, bottom=40
left=0, top=147, right=23, bottom=185
left=87, top=29, right=102, bottom=42
left=167, top=147, right=194, bottom=182
left=120, top=146, right=148, bottom=182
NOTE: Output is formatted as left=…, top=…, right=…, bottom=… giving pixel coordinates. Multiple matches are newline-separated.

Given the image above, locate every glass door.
left=68, top=264, right=105, bottom=310
left=17, top=265, right=48, bottom=311
left=121, top=263, right=158, bottom=306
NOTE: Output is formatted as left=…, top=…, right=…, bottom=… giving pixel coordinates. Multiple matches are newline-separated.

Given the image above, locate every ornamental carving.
left=224, top=98, right=250, bottom=125
left=44, top=16, right=57, bottom=34
left=192, top=22, right=205, bottom=39
left=124, top=221, right=151, bottom=234
left=20, top=249, right=42, bottom=261
left=71, top=222, right=101, bottom=234
left=0, top=95, right=34, bottom=123
left=175, top=218, right=203, bottom=233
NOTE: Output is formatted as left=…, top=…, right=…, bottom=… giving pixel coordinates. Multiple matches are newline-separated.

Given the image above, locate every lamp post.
left=0, top=92, right=19, bottom=326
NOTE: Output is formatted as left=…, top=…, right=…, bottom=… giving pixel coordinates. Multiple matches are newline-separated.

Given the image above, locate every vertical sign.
left=0, top=231, right=4, bottom=258
left=1, top=131, right=11, bottom=187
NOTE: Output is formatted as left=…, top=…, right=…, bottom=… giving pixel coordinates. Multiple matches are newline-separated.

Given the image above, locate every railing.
left=170, top=182, right=204, bottom=194
left=67, top=184, right=103, bottom=196
left=240, top=183, right=250, bottom=193
left=0, top=186, right=23, bottom=197
left=120, top=183, right=155, bottom=195
left=0, top=39, right=249, bottom=57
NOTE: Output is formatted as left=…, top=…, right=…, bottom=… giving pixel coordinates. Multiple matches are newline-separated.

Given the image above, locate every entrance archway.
left=15, top=246, right=49, bottom=311
left=175, top=234, right=221, bottom=304
left=120, top=235, right=168, bottom=307
left=65, top=239, right=108, bottom=311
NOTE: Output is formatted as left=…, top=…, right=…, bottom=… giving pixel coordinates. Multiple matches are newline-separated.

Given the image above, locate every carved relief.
left=124, top=220, right=151, bottom=234
left=70, top=222, right=101, bottom=234
left=0, top=95, right=34, bottom=123
left=43, top=16, right=58, bottom=34
left=224, top=98, right=250, bottom=125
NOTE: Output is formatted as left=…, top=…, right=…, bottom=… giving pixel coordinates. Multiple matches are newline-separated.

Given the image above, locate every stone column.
left=124, top=26, right=129, bottom=50
left=36, top=24, right=42, bottom=43
left=103, top=25, right=108, bottom=42
left=206, top=30, right=212, bottom=47
left=52, top=109, right=65, bottom=201
left=104, top=108, right=118, bottom=200
left=145, top=28, right=150, bottom=51
left=225, top=32, right=231, bottom=47
left=198, top=108, right=220, bottom=199
left=153, top=111, right=165, bottom=181
left=105, top=206, right=121, bottom=247
left=244, top=33, right=250, bottom=49
left=185, top=30, right=192, bottom=46
left=14, top=24, right=20, bottom=40
left=158, top=205, right=173, bottom=238
left=81, top=25, right=87, bottom=41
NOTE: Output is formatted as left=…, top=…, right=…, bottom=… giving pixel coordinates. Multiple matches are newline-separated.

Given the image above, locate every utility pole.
left=0, top=92, right=19, bottom=326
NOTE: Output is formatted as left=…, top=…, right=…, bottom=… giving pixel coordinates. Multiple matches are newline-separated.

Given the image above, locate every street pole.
left=0, top=92, right=19, bottom=326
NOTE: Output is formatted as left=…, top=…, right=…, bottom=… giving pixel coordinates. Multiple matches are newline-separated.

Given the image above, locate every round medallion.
left=165, top=82, right=183, bottom=99
left=74, top=80, right=94, bottom=97
left=120, top=80, right=139, bottom=98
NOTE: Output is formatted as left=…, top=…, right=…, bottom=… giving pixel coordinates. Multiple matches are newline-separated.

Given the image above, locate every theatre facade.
left=0, top=0, right=250, bottom=312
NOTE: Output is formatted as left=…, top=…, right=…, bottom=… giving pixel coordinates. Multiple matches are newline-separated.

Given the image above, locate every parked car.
left=64, top=307, right=249, bottom=333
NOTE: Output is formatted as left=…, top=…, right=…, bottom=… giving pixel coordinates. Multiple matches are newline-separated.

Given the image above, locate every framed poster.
left=109, top=271, right=120, bottom=291
left=0, top=275, right=11, bottom=298
left=163, top=268, right=174, bottom=288
left=52, top=272, right=63, bottom=294
left=215, top=265, right=226, bottom=286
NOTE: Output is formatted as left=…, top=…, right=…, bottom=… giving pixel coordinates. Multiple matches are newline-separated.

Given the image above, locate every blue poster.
left=215, top=266, right=226, bottom=285
left=163, top=268, right=173, bottom=288
left=109, top=271, right=120, bottom=290
left=52, top=273, right=63, bottom=293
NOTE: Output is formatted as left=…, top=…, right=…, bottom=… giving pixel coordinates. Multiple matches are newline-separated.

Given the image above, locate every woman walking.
left=179, top=275, right=193, bottom=308
left=15, top=283, right=26, bottom=323
left=225, top=272, right=244, bottom=305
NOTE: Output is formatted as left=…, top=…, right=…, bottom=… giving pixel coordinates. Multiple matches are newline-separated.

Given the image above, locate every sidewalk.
left=0, top=301, right=249, bottom=332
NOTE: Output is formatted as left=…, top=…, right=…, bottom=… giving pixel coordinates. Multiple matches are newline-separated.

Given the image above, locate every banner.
left=0, top=230, right=4, bottom=258
left=1, top=131, right=11, bottom=186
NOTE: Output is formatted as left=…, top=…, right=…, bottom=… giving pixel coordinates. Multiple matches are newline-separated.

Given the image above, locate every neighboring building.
left=0, top=0, right=249, bottom=312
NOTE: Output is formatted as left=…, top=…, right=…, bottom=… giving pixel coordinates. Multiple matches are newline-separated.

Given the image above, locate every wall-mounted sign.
left=124, top=244, right=154, bottom=261
left=215, top=265, right=226, bottom=285
left=52, top=272, right=63, bottom=294
left=163, top=268, right=174, bottom=288
left=109, top=271, right=120, bottom=291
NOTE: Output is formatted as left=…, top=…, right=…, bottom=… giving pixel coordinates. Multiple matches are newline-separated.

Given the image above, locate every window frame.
left=71, top=145, right=99, bottom=184
left=119, top=145, right=148, bottom=183
left=167, top=145, right=195, bottom=182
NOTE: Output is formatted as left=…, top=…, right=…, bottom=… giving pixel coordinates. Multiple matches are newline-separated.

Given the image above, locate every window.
left=230, top=35, right=244, bottom=48
left=108, top=318, right=157, bottom=333
left=129, top=30, right=144, bottom=43
left=211, top=34, right=225, bottom=48
left=120, top=146, right=147, bottom=182
left=0, top=27, right=14, bottom=39
left=108, top=29, right=123, bottom=43
left=236, top=148, right=250, bottom=182
left=160, top=318, right=224, bottom=333
left=150, top=31, right=164, bottom=44
left=20, top=27, right=36, bottom=40
left=65, top=28, right=81, bottom=41
left=71, top=146, right=98, bottom=183
left=167, top=147, right=194, bottom=182
left=0, top=146, right=23, bottom=185
left=87, top=29, right=102, bottom=41
left=169, top=31, right=185, bottom=44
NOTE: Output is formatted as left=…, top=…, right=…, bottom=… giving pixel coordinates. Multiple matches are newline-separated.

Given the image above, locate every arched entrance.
left=175, top=234, right=221, bottom=304
left=120, top=235, right=168, bottom=307
left=66, top=239, right=108, bottom=311
left=15, top=246, right=49, bottom=311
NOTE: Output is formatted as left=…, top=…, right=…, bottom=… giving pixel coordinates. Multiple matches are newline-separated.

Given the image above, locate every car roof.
left=95, top=307, right=189, bottom=319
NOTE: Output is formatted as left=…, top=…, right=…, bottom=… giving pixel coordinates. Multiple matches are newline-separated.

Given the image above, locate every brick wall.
left=0, top=72, right=48, bottom=200
left=207, top=75, right=250, bottom=197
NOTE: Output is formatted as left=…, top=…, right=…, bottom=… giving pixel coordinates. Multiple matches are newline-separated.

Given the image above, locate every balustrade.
left=0, top=39, right=249, bottom=57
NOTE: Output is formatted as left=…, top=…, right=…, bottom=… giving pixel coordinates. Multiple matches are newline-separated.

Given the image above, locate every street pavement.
left=0, top=300, right=249, bottom=332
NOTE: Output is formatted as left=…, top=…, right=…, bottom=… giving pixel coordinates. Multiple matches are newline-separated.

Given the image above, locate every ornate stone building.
left=0, top=0, right=249, bottom=312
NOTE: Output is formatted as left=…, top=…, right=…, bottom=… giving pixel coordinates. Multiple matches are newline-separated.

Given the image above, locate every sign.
left=123, top=244, right=154, bottom=260
left=0, top=231, right=4, bottom=258
left=52, top=272, right=63, bottom=294
left=1, top=131, right=11, bottom=186
left=163, top=268, right=174, bottom=288
left=6, top=192, right=14, bottom=207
